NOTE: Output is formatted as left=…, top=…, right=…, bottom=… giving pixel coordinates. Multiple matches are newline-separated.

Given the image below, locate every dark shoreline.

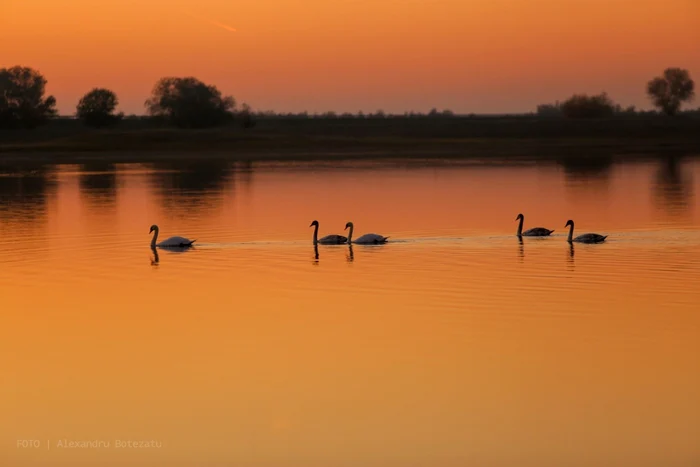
left=1, top=116, right=699, bottom=165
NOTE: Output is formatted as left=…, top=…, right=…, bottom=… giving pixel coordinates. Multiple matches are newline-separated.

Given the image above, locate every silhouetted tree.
left=239, top=103, right=256, bottom=129
left=144, top=77, right=235, bottom=128
left=560, top=93, right=615, bottom=118
left=647, top=68, right=695, bottom=116
left=76, top=88, right=122, bottom=127
left=536, top=101, right=562, bottom=117
left=0, top=66, right=57, bottom=128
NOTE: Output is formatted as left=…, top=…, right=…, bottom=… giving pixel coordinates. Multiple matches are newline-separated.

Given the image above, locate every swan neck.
left=347, top=225, right=353, bottom=243
left=567, top=223, right=574, bottom=242
left=517, top=217, right=523, bottom=236
left=313, top=224, right=318, bottom=244
left=151, top=228, right=158, bottom=247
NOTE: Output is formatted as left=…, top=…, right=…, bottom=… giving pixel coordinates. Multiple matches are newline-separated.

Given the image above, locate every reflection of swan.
left=517, top=236, right=524, bottom=261
left=149, top=224, right=196, bottom=248
left=313, top=244, right=319, bottom=262
left=515, top=213, right=553, bottom=237
left=345, top=222, right=389, bottom=244
left=565, top=220, right=607, bottom=243
left=151, top=247, right=159, bottom=265
left=347, top=244, right=354, bottom=262
left=310, top=220, right=347, bottom=245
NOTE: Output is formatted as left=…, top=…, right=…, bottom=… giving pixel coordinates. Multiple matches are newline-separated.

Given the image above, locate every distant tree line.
left=0, top=65, right=696, bottom=130
left=249, top=108, right=456, bottom=119
left=0, top=67, right=242, bottom=130
left=537, top=67, right=695, bottom=118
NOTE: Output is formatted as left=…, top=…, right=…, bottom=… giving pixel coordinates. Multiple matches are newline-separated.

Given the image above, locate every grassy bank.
left=1, top=115, right=699, bottom=164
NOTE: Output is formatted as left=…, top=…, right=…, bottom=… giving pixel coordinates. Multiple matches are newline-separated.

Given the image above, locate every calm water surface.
left=1, top=157, right=699, bottom=467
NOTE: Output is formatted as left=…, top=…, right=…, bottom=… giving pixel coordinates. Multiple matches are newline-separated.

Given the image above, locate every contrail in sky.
left=183, top=9, right=237, bottom=33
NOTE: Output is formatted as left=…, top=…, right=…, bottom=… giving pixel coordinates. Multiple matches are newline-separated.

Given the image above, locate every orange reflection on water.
left=1, top=159, right=699, bottom=466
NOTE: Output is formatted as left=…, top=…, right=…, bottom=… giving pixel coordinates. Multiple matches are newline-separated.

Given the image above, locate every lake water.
left=1, top=156, right=699, bottom=467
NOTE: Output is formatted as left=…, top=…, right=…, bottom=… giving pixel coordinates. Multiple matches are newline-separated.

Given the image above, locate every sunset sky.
left=1, top=0, right=698, bottom=115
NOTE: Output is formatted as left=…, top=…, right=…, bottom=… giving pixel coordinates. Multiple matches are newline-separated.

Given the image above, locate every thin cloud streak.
left=183, top=9, right=237, bottom=33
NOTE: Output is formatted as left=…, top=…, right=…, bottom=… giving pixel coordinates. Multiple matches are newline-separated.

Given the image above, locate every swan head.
left=149, top=224, right=158, bottom=233
left=344, top=222, right=353, bottom=230
left=309, top=220, right=319, bottom=228
left=565, top=220, right=574, bottom=228
left=515, top=213, right=524, bottom=221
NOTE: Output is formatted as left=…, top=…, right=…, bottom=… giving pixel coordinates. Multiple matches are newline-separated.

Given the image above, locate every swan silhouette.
left=345, top=222, right=389, bottom=244
left=515, top=213, right=554, bottom=237
left=149, top=224, right=196, bottom=248
left=565, top=220, right=607, bottom=243
left=310, top=220, right=347, bottom=245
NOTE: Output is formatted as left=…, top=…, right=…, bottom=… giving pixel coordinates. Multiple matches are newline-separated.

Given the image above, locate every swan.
left=310, top=220, right=347, bottom=245
left=345, top=222, right=389, bottom=244
left=149, top=224, right=196, bottom=248
left=515, top=213, right=554, bottom=237
left=565, top=220, right=607, bottom=243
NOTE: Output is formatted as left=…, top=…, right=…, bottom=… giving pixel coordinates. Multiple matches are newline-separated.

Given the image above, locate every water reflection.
left=558, top=155, right=614, bottom=180
left=559, top=155, right=613, bottom=197
left=149, top=245, right=193, bottom=266
left=0, top=166, right=56, bottom=223
left=653, top=155, right=694, bottom=218
left=235, top=160, right=254, bottom=192
left=78, top=163, right=118, bottom=205
left=347, top=244, right=354, bottom=262
left=2, top=157, right=700, bottom=467
left=148, top=160, right=235, bottom=213
left=517, top=237, right=524, bottom=262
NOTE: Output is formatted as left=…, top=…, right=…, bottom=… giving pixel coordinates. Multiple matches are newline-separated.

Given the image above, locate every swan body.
left=310, top=220, right=347, bottom=245
left=149, top=225, right=196, bottom=248
left=354, top=233, right=389, bottom=244
left=516, top=213, right=554, bottom=237
left=345, top=222, right=389, bottom=244
left=565, top=220, right=607, bottom=244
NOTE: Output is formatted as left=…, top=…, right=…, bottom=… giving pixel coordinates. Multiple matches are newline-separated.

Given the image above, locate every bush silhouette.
left=76, top=88, right=122, bottom=127
left=144, top=77, right=235, bottom=128
left=560, top=93, right=615, bottom=118
left=647, top=68, right=695, bottom=116
left=536, top=102, right=562, bottom=117
left=0, top=66, right=57, bottom=128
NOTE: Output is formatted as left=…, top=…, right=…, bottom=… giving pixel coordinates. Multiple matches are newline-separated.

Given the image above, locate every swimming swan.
left=310, top=220, right=347, bottom=245
left=345, top=222, right=389, bottom=244
left=516, top=213, right=554, bottom=237
left=565, top=220, right=607, bottom=244
left=149, top=224, right=196, bottom=248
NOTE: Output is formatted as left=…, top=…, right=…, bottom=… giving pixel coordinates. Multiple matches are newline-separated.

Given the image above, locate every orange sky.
left=1, top=0, right=699, bottom=115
